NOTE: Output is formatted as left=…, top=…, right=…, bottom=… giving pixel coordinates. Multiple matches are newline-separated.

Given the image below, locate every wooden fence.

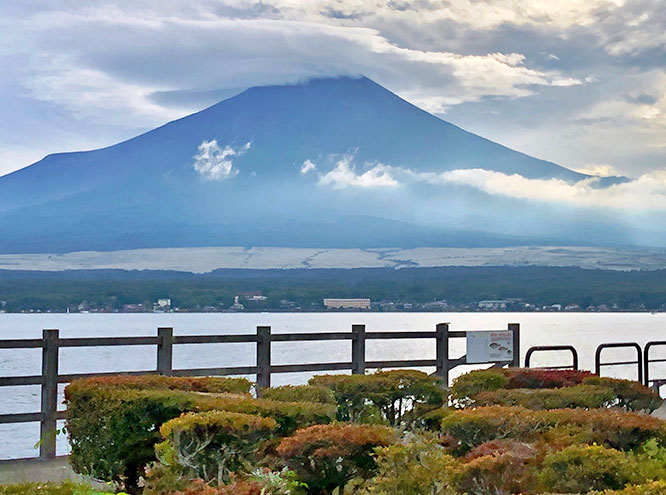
left=0, top=323, right=520, bottom=461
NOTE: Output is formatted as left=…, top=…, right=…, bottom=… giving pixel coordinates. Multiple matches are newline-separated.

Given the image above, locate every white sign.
left=466, top=330, right=514, bottom=364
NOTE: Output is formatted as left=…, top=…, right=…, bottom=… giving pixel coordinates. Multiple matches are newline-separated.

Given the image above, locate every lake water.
left=1, top=312, right=665, bottom=460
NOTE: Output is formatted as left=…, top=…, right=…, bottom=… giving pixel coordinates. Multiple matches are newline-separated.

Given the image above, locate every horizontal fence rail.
left=0, top=323, right=521, bottom=461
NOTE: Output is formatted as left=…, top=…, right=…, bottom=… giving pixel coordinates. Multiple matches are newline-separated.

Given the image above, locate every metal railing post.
left=435, top=323, right=449, bottom=387
left=509, top=323, right=520, bottom=367
left=157, top=327, right=174, bottom=375
left=40, top=329, right=59, bottom=459
left=351, top=324, right=366, bottom=375
left=256, top=326, right=272, bottom=390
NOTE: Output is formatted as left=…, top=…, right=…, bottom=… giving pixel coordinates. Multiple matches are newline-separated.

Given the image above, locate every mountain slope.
left=0, top=77, right=630, bottom=253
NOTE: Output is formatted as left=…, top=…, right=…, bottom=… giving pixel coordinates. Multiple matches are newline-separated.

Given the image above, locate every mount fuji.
left=0, top=77, right=631, bottom=253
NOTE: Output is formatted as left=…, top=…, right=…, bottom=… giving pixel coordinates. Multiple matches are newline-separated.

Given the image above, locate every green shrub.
left=277, top=423, right=397, bottom=495
left=152, top=470, right=306, bottom=495
left=453, top=452, right=537, bottom=495
left=538, top=445, right=642, bottom=493
left=155, top=410, right=277, bottom=484
left=505, top=369, right=593, bottom=389
left=193, top=393, right=336, bottom=435
left=475, top=384, right=617, bottom=410
left=440, top=405, right=666, bottom=453
left=68, top=374, right=252, bottom=395
left=65, top=376, right=335, bottom=489
left=0, top=482, right=109, bottom=495
left=449, top=370, right=509, bottom=407
left=360, top=435, right=458, bottom=495
left=309, top=370, right=444, bottom=426
left=583, top=376, right=663, bottom=412
left=260, top=385, right=336, bottom=405
left=589, top=481, right=666, bottom=494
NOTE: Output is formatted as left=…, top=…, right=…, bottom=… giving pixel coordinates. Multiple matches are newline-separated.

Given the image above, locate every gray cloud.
left=0, top=0, right=665, bottom=178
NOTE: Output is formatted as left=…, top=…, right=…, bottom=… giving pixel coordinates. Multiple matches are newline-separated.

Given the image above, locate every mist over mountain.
left=0, top=77, right=643, bottom=254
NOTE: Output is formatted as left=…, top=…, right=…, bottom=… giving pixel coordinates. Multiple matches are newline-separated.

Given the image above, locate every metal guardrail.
left=0, top=323, right=521, bottom=461
left=524, top=345, right=579, bottom=370
left=595, top=342, right=643, bottom=383
left=644, top=341, right=666, bottom=390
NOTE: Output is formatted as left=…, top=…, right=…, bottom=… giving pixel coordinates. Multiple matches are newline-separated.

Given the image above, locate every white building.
left=478, top=300, right=509, bottom=310
left=323, top=298, right=371, bottom=309
left=157, top=298, right=171, bottom=308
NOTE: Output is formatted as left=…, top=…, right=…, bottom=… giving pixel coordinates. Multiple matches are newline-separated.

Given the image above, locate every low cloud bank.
left=313, top=155, right=666, bottom=212
left=316, top=155, right=398, bottom=189
left=429, top=168, right=666, bottom=212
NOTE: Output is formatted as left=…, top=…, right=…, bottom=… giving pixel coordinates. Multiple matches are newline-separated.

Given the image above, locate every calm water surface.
left=1, top=312, right=665, bottom=459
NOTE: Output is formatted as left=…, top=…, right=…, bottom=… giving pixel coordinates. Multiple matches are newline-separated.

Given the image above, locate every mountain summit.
left=0, top=77, right=623, bottom=253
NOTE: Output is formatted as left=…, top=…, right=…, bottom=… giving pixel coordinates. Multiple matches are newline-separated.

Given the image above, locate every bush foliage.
left=259, top=385, right=336, bottom=405
left=156, top=410, right=277, bottom=484
left=309, top=370, right=444, bottom=425
left=61, top=368, right=666, bottom=495
left=450, top=368, right=662, bottom=412
left=277, top=423, right=396, bottom=495
left=65, top=377, right=334, bottom=489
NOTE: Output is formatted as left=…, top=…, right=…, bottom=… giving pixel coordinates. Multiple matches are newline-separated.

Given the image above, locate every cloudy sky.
left=1, top=0, right=665, bottom=179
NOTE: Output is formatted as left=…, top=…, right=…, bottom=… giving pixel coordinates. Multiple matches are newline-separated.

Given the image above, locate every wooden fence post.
left=40, top=329, right=59, bottom=460
left=509, top=323, right=520, bottom=368
left=157, top=327, right=174, bottom=375
left=256, top=326, right=271, bottom=390
left=435, top=323, right=449, bottom=387
left=351, top=324, right=366, bottom=375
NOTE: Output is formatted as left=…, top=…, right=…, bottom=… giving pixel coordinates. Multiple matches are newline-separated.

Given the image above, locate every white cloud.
left=317, top=155, right=398, bottom=189
left=301, top=159, right=316, bottom=174
left=192, top=140, right=250, bottom=181
left=574, top=163, right=619, bottom=177
left=428, top=168, right=666, bottom=212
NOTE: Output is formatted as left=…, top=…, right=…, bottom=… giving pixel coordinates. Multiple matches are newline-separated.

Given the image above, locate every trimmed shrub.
left=589, top=481, right=666, bottom=494
left=538, top=445, right=643, bottom=493
left=156, top=410, right=277, bottom=484
left=453, top=452, right=536, bottom=495
left=67, top=374, right=253, bottom=394
left=277, top=423, right=397, bottom=495
left=450, top=370, right=509, bottom=407
left=440, top=405, right=666, bottom=453
left=260, top=385, right=336, bottom=405
left=583, top=376, right=663, bottom=412
left=65, top=377, right=335, bottom=489
left=309, top=370, right=444, bottom=426
left=360, top=435, right=458, bottom=495
left=0, top=482, right=108, bottom=495
left=475, top=384, right=617, bottom=410
left=465, top=439, right=538, bottom=461
left=155, top=469, right=307, bottom=495
left=193, top=393, right=336, bottom=435
left=505, top=369, right=593, bottom=389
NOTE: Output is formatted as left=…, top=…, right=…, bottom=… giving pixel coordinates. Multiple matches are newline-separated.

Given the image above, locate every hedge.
left=440, top=405, right=666, bottom=453
left=474, top=384, right=617, bottom=410
left=309, top=370, right=444, bottom=425
left=450, top=368, right=661, bottom=412
left=65, top=377, right=335, bottom=489
left=589, top=481, right=666, bottom=494
left=277, top=423, right=397, bottom=495
left=537, top=444, right=662, bottom=493
left=259, top=385, right=336, bottom=405
left=582, top=376, right=663, bottom=412
left=155, top=410, right=277, bottom=484
left=0, top=483, right=110, bottom=495
left=66, top=375, right=253, bottom=395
